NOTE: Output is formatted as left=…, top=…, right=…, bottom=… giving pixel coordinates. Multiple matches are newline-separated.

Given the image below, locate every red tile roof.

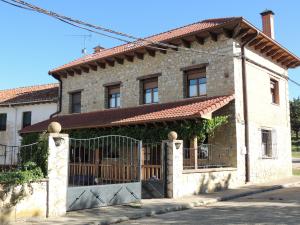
left=49, top=17, right=240, bottom=74
left=20, top=95, right=234, bottom=134
left=0, top=83, right=59, bottom=106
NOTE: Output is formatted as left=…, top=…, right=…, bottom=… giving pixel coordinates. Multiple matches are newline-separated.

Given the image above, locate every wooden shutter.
left=271, top=129, right=277, bottom=158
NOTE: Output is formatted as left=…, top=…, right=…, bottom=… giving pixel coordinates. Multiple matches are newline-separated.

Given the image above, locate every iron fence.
left=183, top=144, right=231, bottom=170
left=0, top=142, right=38, bottom=172
left=68, top=135, right=142, bottom=187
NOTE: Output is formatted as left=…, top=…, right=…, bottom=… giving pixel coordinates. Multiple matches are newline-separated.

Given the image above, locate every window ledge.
left=271, top=103, right=280, bottom=107
left=182, top=167, right=237, bottom=174
left=260, top=156, right=277, bottom=160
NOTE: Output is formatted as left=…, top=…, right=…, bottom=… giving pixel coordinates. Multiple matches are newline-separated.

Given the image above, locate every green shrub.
left=0, top=162, right=43, bottom=185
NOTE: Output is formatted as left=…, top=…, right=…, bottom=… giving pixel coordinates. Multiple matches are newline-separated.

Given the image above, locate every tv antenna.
left=65, top=34, right=92, bottom=55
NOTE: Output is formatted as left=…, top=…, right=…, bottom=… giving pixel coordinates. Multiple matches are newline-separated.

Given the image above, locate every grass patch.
left=293, top=168, right=300, bottom=176
left=292, top=151, right=300, bottom=158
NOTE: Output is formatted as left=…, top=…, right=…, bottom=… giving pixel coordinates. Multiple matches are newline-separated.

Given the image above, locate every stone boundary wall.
left=181, top=168, right=242, bottom=195
left=0, top=180, right=48, bottom=223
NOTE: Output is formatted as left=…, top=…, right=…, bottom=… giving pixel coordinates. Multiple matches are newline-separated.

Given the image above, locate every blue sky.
left=0, top=0, right=299, bottom=99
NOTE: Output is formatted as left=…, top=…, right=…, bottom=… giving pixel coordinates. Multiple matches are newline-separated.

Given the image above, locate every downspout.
left=50, top=75, right=62, bottom=118
left=241, top=30, right=259, bottom=183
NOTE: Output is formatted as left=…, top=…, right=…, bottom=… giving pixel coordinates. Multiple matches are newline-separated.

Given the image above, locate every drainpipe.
left=241, top=30, right=259, bottom=183
left=50, top=76, right=62, bottom=118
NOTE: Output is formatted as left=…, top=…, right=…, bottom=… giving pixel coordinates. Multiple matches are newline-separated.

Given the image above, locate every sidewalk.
left=13, top=176, right=300, bottom=225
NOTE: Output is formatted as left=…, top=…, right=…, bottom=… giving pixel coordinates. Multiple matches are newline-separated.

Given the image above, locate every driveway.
left=121, top=184, right=300, bottom=225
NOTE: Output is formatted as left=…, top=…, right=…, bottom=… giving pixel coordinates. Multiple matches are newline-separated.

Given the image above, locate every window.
left=186, top=68, right=207, bottom=98
left=22, top=111, right=31, bottom=128
left=0, top=113, right=7, bottom=131
left=70, top=91, right=81, bottom=113
left=261, top=129, right=273, bottom=158
left=142, top=78, right=158, bottom=104
left=107, top=85, right=120, bottom=108
left=270, top=79, right=279, bottom=104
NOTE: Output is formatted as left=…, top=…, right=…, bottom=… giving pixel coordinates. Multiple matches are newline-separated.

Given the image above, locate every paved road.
left=121, top=184, right=300, bottom=225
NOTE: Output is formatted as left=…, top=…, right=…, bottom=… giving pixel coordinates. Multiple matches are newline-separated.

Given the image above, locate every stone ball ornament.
left=48, top=122, right=62, bottom=134
left=168, top=131, right=178, bottom=141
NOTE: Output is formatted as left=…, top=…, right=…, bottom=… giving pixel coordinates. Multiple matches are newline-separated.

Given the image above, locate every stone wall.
left=59, top=34, right=235, bottom=114
left=0, top=180, right=48, bottom=224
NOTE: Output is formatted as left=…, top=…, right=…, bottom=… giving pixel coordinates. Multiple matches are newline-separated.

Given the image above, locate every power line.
left=1, top=0, right=299, bottom=87
left=3, top=0, right=235, bottom=57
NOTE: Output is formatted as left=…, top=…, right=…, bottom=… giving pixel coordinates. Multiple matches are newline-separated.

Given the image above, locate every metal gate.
left=141, top=142, right=167, bottom=199
left=67, top=135, right=142, bottom=211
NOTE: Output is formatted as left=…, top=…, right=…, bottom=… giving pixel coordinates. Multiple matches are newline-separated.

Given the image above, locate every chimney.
left=93, top=45, right=105, bottom=53
left=260, top=10, right=275, bottom=39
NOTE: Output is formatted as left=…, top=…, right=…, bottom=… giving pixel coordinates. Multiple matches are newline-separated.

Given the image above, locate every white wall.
left=0, top=103, right=57, bottom=146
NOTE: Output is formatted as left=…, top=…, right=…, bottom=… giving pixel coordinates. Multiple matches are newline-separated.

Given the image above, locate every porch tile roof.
left=20, top=95, right=234, bottom=134
left=0, top=83, right=59, bottom=106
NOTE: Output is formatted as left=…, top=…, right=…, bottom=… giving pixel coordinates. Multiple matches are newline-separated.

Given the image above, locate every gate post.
left=162, top=131, right=183, bottom=198
left=47, top=122, right=69, bottom=217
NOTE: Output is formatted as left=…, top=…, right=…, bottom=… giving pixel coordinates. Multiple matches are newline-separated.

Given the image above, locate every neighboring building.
left=0, top=83, right=58, bottom=146
left=22, top=11, right=300, bottom=186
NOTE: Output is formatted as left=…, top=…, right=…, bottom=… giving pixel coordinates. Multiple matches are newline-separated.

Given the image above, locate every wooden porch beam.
left=125, top=54, right=134, bottom=62
left=66, top=70, right=74, bottom=76
left=237, top=28, right=250, bottom=38
left=254, top=41, right=268, bottom=50
left=266, top=48, right=280, bottom=57
left=222, top=28, right=233, bottom=38
left=260, top=45, right=273, bottom=54
left=80, top=66, right=89, bottom=73
left=96, top=61, right=106, bottom=69
left=73, top=68, right=82, bottom=75
left=181, top=39, right=192, bottom=48
left=145, top=47, right=156, bottom=57
left=272, top=52, right=285, bottom=60
left=232, top=24, right=242, bottom=38
left=195, top=35, right=205, bottom=45
left=277, top=55, right=289, bottom=63
left=248, top=37, right=263, bottom=47
left=135, top=52, right=144, bottom=60
left=106, top=59, right=115, bottom=67
left=209, top=32, right=218, bottom=42
left=114, top=57, right=124, bottom=64
left=88, top=64, right=97, bottom=71
left=241, top=33, right=257, bottom=44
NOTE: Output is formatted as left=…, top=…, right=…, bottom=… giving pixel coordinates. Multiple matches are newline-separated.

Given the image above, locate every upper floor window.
left=270, top=79, right=279, bottom=104
left=142, top=78, right=158, bottom=104
left=70, top=91, right=81, bottom=113
left=0, top=113, right=7, bottom=131
left=186, top=68, right=207, bottom=98
left=22, top=111, right=31, bottom=128
left=107, top=85, right=120, bottom=108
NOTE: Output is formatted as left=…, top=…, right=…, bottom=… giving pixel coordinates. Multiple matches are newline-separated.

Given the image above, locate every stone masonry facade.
left=58, top=32, right=292, bottom=184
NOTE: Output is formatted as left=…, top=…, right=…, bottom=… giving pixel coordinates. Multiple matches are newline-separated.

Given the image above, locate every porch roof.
left=20, top=95, right=234, bottom=134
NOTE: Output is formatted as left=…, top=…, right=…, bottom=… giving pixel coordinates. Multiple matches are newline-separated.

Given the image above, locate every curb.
left=98, top=181, right=300, bottom=225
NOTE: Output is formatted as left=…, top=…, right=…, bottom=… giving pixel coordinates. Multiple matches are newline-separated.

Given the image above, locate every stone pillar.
left=47, top=122, right=69, bottom=217
left=189, top=135, right=198, bottom=169
left=163, top=131, right=183, bottom=198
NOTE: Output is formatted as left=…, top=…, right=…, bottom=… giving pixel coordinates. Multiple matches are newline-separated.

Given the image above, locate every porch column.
left=163, top=131, right=183, bottom=198
left=47, top=122, right=69, bottom=217
left=189, top=135, right=198, bottom=169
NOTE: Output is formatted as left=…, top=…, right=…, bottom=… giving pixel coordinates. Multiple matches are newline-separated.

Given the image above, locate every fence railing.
left=0, top=143, right=38, bottom=172
left=183, top=144, right=230, bottom=170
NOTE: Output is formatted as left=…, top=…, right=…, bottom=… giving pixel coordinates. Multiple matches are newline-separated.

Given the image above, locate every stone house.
left=21, top=11, right=300, bottom=191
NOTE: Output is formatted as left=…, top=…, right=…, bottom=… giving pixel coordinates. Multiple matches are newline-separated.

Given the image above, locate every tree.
left=290, top=98, right=300, bottom=139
